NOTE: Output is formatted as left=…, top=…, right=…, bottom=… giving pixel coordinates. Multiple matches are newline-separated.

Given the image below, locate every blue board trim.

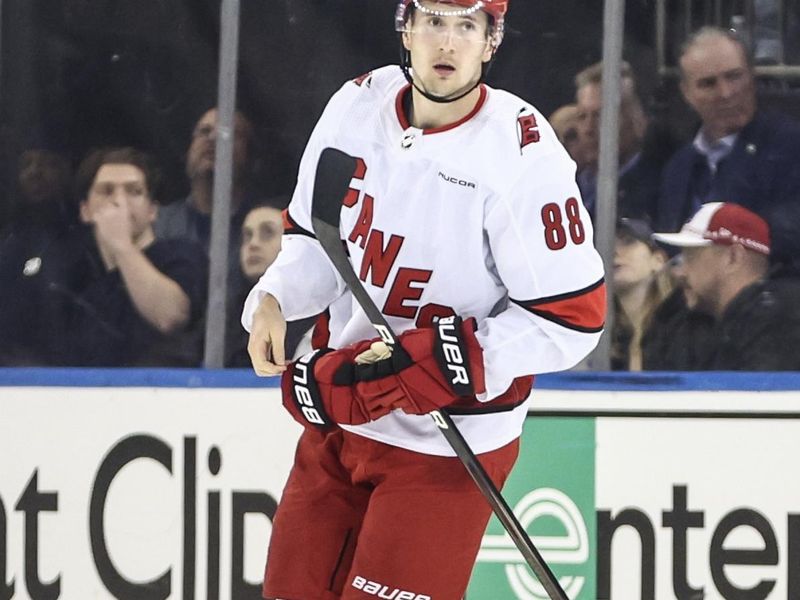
left=2, top=368, right=800, bottom=391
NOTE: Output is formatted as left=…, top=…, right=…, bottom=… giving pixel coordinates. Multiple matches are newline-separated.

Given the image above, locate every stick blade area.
left=310, top=147, right=358, bottom=228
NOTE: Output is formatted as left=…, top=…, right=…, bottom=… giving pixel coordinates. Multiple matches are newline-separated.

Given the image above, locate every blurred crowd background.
left=1, top=0, right=799, bottom=369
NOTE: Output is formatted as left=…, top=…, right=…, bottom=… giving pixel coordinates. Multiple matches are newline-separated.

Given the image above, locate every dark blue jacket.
left=656, top=111, right=800, bottom=232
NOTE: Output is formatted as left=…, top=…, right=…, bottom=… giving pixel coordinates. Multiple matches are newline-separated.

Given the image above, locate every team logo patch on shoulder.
left=352, top=71, right=373, bottom=87
left=517, top=108, right=541, bottom=150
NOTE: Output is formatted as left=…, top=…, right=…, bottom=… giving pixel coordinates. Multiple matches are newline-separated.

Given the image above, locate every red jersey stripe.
left=515, top=279, right=606, bottom=333
left=282, top=209, right=315, bottom=238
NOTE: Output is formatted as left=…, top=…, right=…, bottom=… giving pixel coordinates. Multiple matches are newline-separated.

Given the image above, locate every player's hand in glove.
left=280, top=340, right=409, bottom=430
left=353, top=316, right=486, bottom=416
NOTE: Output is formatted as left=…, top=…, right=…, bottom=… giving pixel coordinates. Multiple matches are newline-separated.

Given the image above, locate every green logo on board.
left=468, top=418, right=596, bottom=599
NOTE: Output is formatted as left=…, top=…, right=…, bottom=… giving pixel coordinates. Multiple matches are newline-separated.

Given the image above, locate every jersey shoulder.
left=480, top=87, right=566, bottom=162
left=460, top=87, right=576, bottom=193
left=317, top=65, right=405, bottom=136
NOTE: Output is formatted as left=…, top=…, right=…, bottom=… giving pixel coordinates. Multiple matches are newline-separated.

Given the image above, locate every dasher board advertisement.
left=1, top=370, right=799, bottom=600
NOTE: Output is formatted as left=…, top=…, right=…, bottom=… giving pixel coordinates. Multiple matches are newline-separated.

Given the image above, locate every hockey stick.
left=310, top=147, right=569, bottom=600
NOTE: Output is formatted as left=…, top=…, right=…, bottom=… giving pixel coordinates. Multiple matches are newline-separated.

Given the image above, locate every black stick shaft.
left=310, top=148, right=568, bottom=600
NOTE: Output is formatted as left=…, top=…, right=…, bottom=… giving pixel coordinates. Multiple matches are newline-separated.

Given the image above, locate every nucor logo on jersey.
left=351, top=575, right=431, bottom=600
left=438, top=171, right=477, bottom=189
left=437, top=316, right=470, bottom=387
left=292, top=351, right=326, bottom=425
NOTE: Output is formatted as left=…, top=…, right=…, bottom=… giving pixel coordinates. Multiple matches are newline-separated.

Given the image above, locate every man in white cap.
left=652, top=201, right=800, bottom=369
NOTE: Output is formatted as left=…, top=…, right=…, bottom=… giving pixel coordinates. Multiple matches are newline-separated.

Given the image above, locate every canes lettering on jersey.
left=343, top=158, right=457, bottom=328
left=343, top=157, right=368, bottom=208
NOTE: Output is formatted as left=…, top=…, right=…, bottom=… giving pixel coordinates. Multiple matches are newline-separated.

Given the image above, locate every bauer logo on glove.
left=290, top=350, right=333, bottom=427
left=434, top=315, right=472, bottom=395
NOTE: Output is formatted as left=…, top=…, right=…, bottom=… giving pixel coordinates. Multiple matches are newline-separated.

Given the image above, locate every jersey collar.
left=395, top=84, right=488, bottom=135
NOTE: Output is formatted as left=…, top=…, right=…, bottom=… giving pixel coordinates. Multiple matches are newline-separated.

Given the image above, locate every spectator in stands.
left=610, top=218, right=672, bottom=370
left=56, top=147, right=208, bottom=366
left=549, top=104, right=591, bottom=173
left=656, top=27, right=800, bottom=233
left=651, top=202, right=800, bottom=370
left=4, top=149, right=75, bottom=232
left=640, top=255, right=717, bottom=371
left=574, top=61, right=664, bottom=221
left=225, top=198, right=316, bottom=367
left=155, top=107, right=257, bottom=284
left=0, top=149, right=76, bottom=364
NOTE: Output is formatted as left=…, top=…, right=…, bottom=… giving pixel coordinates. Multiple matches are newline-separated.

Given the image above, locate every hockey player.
left=243, top=1, right=606, bottom=598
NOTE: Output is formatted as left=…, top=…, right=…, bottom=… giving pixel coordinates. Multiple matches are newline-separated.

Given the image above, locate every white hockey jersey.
left=243, top=65, right=605, bottom=456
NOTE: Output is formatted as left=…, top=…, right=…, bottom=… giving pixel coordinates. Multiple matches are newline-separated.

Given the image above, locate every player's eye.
left=427, top=16, right=443, bottom=28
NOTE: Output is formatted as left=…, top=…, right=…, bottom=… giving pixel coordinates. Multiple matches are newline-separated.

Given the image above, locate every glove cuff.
left=282, top=349, right=335, bottom=429
left=432, top=316, right=485, bottom=397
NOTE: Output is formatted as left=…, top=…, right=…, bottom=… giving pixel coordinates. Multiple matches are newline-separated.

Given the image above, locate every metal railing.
left=656, top=0, right=800, bottom=79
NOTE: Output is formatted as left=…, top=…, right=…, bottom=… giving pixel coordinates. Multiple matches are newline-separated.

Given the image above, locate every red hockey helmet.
left=395, top=0, right=508, bottom=48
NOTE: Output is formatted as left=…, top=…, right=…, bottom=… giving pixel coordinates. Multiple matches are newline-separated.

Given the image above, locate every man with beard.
left=652, top=202, right=800, bottom=370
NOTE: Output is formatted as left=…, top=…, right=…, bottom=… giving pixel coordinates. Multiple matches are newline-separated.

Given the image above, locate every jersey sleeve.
left=479, top=146, right=606, bottom=399
left=242, top=80, right=362, bottom=332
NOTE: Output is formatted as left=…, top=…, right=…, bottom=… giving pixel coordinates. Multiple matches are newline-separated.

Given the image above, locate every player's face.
left=613, top=234, right=665, bottom=291
left=80, top=164, right=157, bottom=239
left=240, top=206, right=283, bottom=282
left=679, top=245, right=726, bottom=315
left=680, top=36, right=756, bottom=141
left=402, top=3, right=494, bottom=100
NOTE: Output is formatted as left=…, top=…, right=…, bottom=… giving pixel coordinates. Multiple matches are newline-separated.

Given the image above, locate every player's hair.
left=75, top=146, right=163, bottom=203
left=678, top=26, right=754, bottom=80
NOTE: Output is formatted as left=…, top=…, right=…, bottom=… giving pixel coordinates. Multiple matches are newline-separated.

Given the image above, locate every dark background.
left=1, top=0, right=797, bottom=211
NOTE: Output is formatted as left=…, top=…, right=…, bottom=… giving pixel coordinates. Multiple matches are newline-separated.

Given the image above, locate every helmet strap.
left=398, top=43, right=496, bottom=105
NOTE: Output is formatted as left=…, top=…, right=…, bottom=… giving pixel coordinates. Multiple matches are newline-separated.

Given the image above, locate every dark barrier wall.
left=1, top=0, right=664, bottom=201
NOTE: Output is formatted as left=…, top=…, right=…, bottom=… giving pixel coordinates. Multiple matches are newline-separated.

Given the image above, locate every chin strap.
left=399, top=46, right=495, bottom=105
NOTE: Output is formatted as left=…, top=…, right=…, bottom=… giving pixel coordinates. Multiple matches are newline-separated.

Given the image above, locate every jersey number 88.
left=541, top=197, right=586, bottom=250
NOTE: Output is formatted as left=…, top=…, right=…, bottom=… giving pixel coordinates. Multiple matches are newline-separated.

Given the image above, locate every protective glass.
left=405, top=14, right=491, bottom=46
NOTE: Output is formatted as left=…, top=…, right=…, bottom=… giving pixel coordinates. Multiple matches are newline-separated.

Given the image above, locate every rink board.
left=1, top=370, right=799, bottom=600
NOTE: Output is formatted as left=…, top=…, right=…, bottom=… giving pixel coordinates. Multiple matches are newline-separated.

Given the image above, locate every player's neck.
left=408, top=85, right=483, bottom=130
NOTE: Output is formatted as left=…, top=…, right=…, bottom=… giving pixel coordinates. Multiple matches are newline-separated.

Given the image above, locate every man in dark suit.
left=657, top=26, right=800, bottom=234
left=574, top=61, right=670, bottom=223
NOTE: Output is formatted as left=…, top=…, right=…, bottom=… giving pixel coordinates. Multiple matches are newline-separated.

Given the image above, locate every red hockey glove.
left=280, top=341, right=408, bottom=430
left=354, top=316, right=486, bottom=416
